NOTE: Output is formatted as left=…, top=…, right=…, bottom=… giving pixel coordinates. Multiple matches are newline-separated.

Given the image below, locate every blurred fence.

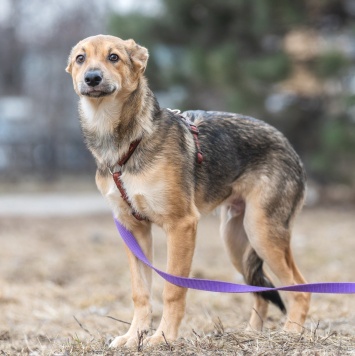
left=0, top=138, right=95, bottom=180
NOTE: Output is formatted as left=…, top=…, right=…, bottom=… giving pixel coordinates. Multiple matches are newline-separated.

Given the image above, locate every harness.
left=110, top=139, right=145, bottom=221
left=171, top=109, right=203, bottom=164
left=109, top=110, right=203, bottom=221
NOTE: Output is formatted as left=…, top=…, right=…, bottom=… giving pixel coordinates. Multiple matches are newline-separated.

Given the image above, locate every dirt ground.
left=0, top=195, right=355, bottom=354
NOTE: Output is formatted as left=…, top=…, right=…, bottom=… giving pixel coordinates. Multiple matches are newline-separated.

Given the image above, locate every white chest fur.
left=102, top=166, right=167, bottom=218
left=80, top=97, right=127, bottom=167
left=80, top=96, right=121, bottom=133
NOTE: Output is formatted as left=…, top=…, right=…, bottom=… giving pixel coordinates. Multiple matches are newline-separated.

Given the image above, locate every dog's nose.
left=84, top=70, right=103, bottom=87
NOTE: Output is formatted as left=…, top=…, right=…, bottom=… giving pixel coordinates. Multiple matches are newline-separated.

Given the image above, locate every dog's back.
left=183, top=110, right=305, bottom=224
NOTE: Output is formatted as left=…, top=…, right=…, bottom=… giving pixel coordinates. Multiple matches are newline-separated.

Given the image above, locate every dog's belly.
left=227, top=199, right=245, bottom=217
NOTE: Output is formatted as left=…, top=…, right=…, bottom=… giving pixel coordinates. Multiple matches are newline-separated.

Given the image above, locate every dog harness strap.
left=113, top=171, right=145, bottom=221
left=111, top=139, right=147, bottom=221
left=114, top=217, right=355, bottom=294
left=170, top=109, right=203, bottom=164
left=117, top=139, right=141, bottom=166
left=188, top=123, right=203, bottom=164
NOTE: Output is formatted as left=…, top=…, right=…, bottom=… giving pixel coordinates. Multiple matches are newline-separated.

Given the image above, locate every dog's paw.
left=109, top=335, right=141, bottom=349
left=145, top=332, right=173, bottom=347
left=283, top=320, right=303, bottom=333
left=245, top=324, right=263, bottom=333
left=109, top=330, right=149, bottom=349
left=109, top=335, right=130, bottom=348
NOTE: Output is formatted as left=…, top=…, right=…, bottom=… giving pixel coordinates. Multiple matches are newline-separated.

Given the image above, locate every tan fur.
left=242, top=188, right=310, bottom=331
left=67, top=35, right=310, bottom=348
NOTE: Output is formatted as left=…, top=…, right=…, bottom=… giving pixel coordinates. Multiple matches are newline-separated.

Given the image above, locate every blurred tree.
left=0, top=0, right=108, bottom=180
left=109, top=0, right=355, bottom=186
left=0, top=1, right=26, bottom=96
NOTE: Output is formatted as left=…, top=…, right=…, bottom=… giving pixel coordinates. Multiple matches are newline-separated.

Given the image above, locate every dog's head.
left=66, top=35, right=149, bottom=98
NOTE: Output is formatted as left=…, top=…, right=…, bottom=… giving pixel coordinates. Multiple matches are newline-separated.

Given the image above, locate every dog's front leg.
left=147, top=214, right=198, bottom=345
left=110, top=218, right=153, bottom=349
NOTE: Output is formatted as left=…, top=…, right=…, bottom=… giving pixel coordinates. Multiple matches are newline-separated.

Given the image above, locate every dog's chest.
left=104, top=169, right=167, bottom=217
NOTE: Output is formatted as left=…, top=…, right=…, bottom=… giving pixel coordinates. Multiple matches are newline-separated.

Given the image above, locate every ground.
left=0, top=188, right=354, bottom=355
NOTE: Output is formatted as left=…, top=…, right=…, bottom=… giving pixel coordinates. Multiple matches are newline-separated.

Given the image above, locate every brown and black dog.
left=66, top=35, right=310, bottom=348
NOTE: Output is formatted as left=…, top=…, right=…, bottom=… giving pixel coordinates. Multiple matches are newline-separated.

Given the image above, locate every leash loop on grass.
left=114, top=218, right=355, bottom=294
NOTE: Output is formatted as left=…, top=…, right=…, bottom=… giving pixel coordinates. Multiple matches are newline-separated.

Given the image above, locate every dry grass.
left=2, top=320, right=354, bottom=355
left=0, top=207, right=355, bottom=355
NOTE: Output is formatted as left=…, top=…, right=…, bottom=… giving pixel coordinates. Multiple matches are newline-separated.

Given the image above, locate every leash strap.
left=114, top=218, right=355, bottom=294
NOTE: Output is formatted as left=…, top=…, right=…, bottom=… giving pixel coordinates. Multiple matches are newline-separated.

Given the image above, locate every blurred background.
left=0, top=0, right=355, bottom=202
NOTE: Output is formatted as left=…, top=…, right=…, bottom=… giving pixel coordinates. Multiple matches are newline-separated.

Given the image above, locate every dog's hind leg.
left=110, top=219, right=153, bottom=348
left=220, top=203, right=280, bottom=331
left=243, top=191, right=310, bottom=333
left=220, top=203, right=248, bottom=277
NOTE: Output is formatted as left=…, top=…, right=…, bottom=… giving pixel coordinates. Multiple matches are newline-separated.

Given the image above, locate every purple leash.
left=114, top=218, right=355, bottom=294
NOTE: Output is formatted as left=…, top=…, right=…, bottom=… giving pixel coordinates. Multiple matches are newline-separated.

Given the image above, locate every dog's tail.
left=243, top=248, right=286, bottom=314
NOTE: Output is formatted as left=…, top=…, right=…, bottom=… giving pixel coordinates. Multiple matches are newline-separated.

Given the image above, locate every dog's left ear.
left=125, top=39, right=149, bottom=73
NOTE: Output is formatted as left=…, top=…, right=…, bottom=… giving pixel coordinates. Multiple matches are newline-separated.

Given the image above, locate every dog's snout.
left=84, top=70, right=103, bottom=87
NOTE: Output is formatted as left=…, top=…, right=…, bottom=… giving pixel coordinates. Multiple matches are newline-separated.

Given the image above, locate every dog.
left=66, top=35, right=311, bottom=348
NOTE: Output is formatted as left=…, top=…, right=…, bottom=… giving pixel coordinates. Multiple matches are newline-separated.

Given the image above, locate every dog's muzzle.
left=84, top=70, right=103, bottom=87
left=80, top=70, right=117, bottom=98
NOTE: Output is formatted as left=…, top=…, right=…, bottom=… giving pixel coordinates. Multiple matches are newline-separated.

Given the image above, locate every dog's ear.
left=65, top=61, right=72, bottom=74
left=125, top=39, right=149, bottom=73
left=65, top=48, right=74, bottom=74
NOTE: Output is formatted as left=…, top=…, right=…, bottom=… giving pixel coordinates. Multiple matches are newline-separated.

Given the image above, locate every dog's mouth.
left=79, top=84, right=117, bottom=98
left=83, top=89, right=115, bottom=98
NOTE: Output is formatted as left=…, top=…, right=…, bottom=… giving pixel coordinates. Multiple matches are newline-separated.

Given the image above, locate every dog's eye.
left=76, top=55, right=85, bottom=64
left=108, top=53, right=119, bottom=62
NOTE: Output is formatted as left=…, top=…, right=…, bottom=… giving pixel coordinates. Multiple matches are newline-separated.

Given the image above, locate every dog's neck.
left=79, top=77, right=158, bottom=170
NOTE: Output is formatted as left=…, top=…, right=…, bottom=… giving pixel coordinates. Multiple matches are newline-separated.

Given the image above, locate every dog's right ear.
left=65, top=48, right=74, bottom=74
left=125, top=39, right=149, bottom=73
left=65, top=61, right=72, bottom=74
left=66, top=43, right=79, bottom=74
